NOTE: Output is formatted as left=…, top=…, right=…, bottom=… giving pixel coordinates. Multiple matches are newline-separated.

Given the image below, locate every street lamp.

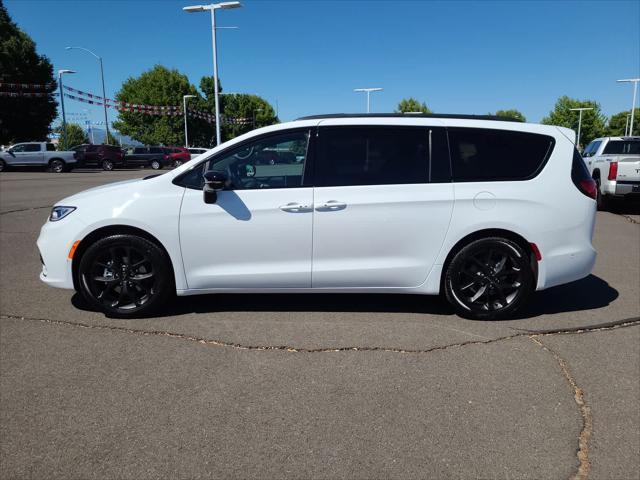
left=626, top=114, right=632, bottom=136
left=569, top=107, right=593, bottom=149
left=617, top=78, right=640, bottom=136
left=354, top=87, right=383, bottom=113
left=58, top=69, right=76, bottom=150
left=183, top=1, right=242, bottom=146
left=65, top=46, right=111, bottom=143
left=183, top=94, right=196, bottom=147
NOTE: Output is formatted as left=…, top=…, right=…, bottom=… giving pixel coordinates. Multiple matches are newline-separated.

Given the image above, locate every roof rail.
left=296, top=113, right=523, bottom=122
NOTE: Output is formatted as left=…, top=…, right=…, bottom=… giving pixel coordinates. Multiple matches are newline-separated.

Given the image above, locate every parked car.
left=0, top=142, right=77, bottom=173
left=37, top=113, right=597, bottom=319
left=582, top=136, right=640, bottom=209
left=166, top=146, right=191, bottom=167
left=72, top=144, right=125, bottom=171
left=187, top=147, right=208, bottom=157
left=124, top=146, right=171, bottom=170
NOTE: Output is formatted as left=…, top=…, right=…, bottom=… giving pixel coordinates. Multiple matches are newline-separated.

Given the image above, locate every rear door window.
left=149, top=147, right=164, bottom=154
left=46, top=143, right=56, bottom=151
left=602, top=140, right=640, bottom=155
left=316, top=126, right=449, bottom=187
left=133, top=147, right=146, bottom=154
left=448, top=128, right=555, bottom=182
left=582, top=140, right=601, bottom=157
left=24, top=144, right=41, bottom=152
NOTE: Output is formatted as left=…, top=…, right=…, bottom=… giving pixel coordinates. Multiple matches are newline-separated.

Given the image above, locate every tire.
left=49, top=159, right=66, bottom=173
left=173, top=160, right=183, bottom=168
left=78, top=234, right=174, bottom=317
left=0, top=159, right=6, bottom=172
left=444, top=237, right=534, bottom=320
left=595, top=179, right=610, bottom=211
left=150, top=159, right=161, bottom=170
left=102, top=159, right=114, bottom=171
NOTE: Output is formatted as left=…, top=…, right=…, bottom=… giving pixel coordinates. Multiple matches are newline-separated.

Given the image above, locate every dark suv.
left=72, top=144, right=125, bottom=170
left=124, top=147, right=172, bottom=170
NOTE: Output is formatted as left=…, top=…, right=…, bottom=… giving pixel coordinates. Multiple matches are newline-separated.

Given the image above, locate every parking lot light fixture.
left=183, top=95, right=197, bottom=148
left=58, top=69, right=76, bottom=150
left=354, top=87, right=383, bottom=113
left=617, top=78, right=640, bottom=136
left=569, top=107, right=593, bottom=149
left=65, top=46, right=110, bottom=144
left=183, top=2, right=243, bottom=146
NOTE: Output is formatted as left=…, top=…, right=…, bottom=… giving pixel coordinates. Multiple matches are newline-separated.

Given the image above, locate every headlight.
left=49, top=206, right=76, bottom=222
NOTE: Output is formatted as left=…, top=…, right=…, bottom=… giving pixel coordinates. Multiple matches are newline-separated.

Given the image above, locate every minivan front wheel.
left=78, top=234, right=173, bottom=317
left=444, top=237, right=533, bottom=320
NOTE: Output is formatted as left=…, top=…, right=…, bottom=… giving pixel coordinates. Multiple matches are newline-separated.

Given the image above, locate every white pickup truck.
left=582, top=136, right=640, bottom=209
left=0, top=142, right=78, bottom=173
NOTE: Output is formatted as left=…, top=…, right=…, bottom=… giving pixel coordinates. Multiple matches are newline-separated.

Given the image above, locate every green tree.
left=112, top=65, right=209, bottom=146
left=55, top=123, right=88, bottom=150
left=491, top=109, right=526, bottom=122
left=199, top=76, right=278, bottom=142
left=541, top=96, right=606, bottom=148
left=606, top=109, right=640, bottom=136
left=105, top=130, right=119, bottom=146
left=0, top=0, right=58, bottom=144
left=395, top=97, right=431, bottom=114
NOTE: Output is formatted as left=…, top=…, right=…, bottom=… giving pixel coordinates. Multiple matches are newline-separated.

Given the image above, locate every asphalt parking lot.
left=1, top=170, right=639, bottom=479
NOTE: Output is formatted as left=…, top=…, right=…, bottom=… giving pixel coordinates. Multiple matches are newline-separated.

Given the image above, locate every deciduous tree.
left=491, top=109, right=526, bottom=122
left=395, top=98, right=431, bottom=114
left=54, top=123, right=88, bottom=150
left=0, top=0, right=57, bottom=144
left=112, top=65, right=209, bottom=146
left=541, top=96, right=606, bottom=147
left=606, top=109, right=640, bottom=136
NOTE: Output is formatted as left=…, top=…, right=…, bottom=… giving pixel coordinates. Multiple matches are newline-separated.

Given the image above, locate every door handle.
left=316, top=200, right=347, bottom=211
left=279, top=202, right=311, bottom=212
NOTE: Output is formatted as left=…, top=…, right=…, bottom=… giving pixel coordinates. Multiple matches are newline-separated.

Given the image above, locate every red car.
left=166, top=147, right=191, bottom=167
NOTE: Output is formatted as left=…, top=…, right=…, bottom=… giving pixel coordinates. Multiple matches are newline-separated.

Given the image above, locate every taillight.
left=571, top=148, right=597, bottom=200
left=607, top=161, right=618, bottom=181
left=578, top=179, right=597, bottom=199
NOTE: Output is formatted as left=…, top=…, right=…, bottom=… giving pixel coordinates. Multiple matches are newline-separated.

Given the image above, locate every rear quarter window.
left=448, top=128, right=555, bottom=182
left=603, top=140, right=640, bottom=155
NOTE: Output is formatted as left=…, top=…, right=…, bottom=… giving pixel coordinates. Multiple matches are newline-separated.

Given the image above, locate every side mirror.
left=203, top=170, right=227, bottom=204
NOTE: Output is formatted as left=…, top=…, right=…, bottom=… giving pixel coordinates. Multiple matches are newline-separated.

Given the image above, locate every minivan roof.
left=296, top=113, right=523, bottom=122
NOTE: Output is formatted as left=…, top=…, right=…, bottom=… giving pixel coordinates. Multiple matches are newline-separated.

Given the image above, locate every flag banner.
left=0, top=91, right=53, bottom=97
left=0, top=82, right=55, bottom=90
left=63, top=85, right=181, bottom=111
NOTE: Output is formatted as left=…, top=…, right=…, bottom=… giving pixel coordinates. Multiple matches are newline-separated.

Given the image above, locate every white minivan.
left=37, top=114, right=598, bottom=320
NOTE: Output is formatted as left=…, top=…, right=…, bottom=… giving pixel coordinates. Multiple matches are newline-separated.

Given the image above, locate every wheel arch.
left=439, top=228, right=538, bottom=293
left=71, top=224, right=176, bottom=291
left=48, top=157, right=66, bottom=165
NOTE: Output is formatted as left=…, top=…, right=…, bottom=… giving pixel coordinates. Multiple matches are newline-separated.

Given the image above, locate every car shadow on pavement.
left=606, top=199, right=640, bottom=215
left=71, top=274, right=618, bottom=321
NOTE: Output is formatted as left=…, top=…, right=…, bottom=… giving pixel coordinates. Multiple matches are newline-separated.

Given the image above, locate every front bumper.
left=37, top=214, right=86, bottom=290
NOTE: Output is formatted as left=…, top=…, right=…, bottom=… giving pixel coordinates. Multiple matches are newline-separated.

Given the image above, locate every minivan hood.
left=54, top=177, right=144, bottom=206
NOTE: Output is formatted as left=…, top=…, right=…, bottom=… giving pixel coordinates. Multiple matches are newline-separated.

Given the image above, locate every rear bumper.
left=614, top=181, right=640, bottom=197
left=537, top=244, right=597, bottom=290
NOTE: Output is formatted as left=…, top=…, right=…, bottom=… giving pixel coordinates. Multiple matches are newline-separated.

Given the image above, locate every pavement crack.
left=1, top=313, right=639, bottom=355
left=0, top=205, right=51, bottom=215
left=618, top=213, right=639, bottom=225
left=529, top=335, right=592, bottom=480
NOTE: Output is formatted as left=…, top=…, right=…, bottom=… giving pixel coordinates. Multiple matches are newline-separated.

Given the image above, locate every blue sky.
left=5, top=0, right=640, bottom=128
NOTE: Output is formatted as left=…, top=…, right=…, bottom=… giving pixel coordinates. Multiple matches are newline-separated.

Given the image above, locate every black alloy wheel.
left=0, top=159, right=6, bottom=172
left=444, top=237, right=533, bottom=320
left=79, top=234, right=173, bottom=317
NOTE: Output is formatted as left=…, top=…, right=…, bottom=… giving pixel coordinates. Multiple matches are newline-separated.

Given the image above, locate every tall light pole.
left=58, top=69, right=76, bottom=150
left=354, top=87, right=383, bottom=113
left=617, top=78, right=640, bottom=136
left=183, top=94, right=196, bottom=147
left=65, top=46, right=110, bottom=143
left=626, top=114, right=632, bottom=136
left=569, top=107, right=593, bottom=149
left=183, top=2, right=242, bottom=146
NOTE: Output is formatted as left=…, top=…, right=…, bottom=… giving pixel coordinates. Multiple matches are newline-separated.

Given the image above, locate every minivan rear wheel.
left=78, top=234, right=173, bottom=317
left=444, top=237, right=533, bottom=320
